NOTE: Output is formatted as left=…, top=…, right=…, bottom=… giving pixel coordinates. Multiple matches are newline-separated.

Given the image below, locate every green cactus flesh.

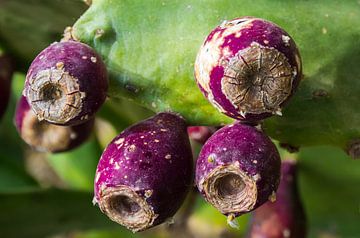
left=73, top=0, right=360, bottom=150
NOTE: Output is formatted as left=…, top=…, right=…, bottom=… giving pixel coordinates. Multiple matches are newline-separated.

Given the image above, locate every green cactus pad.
left=73, top=0, right=360, bottom=150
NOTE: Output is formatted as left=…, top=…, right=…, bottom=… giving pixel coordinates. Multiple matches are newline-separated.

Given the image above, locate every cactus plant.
left=0, top=0, right=360, bottom=238
left=69, top=0, right=360, bottom=152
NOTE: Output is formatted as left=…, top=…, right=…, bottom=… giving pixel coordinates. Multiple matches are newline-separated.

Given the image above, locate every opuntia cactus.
left=0, top=1, right=359, bottom=237
left=94, top=112, right=193, bottom=232
left=24, top=41, right=108, bottom=126
left=195, top=123, right=281, bottom=217
left=246, top=159, right=307, bottom=238
left=0, top=54, right=14, bottom=120
left=15, top=96, right=94, bottom=153
left=71, top=0, right=360, bottom=150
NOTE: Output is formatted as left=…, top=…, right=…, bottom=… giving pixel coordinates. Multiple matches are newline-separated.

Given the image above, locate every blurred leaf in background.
left=0, top=0, right=87, bottom=69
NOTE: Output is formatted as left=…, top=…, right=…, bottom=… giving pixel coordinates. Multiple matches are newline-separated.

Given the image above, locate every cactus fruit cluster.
left=14, top=10, right=307, bottom=235
left=4, top=0, right=359, bottom=237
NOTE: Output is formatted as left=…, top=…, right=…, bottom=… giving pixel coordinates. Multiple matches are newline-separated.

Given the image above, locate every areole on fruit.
left=195, top=17, right=302, bottom=121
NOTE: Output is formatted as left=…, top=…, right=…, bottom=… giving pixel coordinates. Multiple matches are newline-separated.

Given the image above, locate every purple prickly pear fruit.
left=0, top=55, right=14, bottom=120
left=94, top=112, right=193, bottom=232
left=194, top=17, right=302, bottom=122
left=195, top=123, right=281, bottom=218
left=14, top=96, right=94, bottom=153
left=24, top=41, right=108, bottom=126
left=187, top=126, right=217, bottom=144
left=247, top=159, right=307, bottom=238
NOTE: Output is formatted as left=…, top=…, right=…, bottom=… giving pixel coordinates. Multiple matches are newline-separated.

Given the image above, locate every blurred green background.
left=0, top=0, right=359, bottom=238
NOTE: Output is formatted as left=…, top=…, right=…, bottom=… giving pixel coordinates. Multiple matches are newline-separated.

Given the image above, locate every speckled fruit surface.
left=94, top=112, right=193, bottom=232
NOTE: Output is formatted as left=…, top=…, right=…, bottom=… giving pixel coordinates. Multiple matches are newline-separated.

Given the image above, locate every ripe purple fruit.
left=94, top=112, right=193, bottom=232
left=187, top=126, right=217, bottom=144
left=15, top=96, right=94, bottom=153
left=194, top=17, right=302, bottom=121
left=247, top=160, right=307, bottom=238
left=24, top=41, right=108, bottom=126
left=0, top=55, right=14, bottom=120
left=195, top=123, right=281, bottom=218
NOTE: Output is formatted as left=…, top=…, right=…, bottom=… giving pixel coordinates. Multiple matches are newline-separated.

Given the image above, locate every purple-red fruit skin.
left=195, top=123, right=281, bottom=217
left=0, top=55, right=14, bottom=120
left=94, top=113, right=193, bottom=231
left=247, top=160, right=307, bottom=238
left=187, top=126, right=217, bottom=144
left=24, top=41, right=108, bottom=126
left=195, top=17, right=302, bottom=121
left=15, top=96, right=94, bottom=153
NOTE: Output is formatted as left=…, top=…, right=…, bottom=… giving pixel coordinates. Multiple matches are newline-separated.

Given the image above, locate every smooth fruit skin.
left=195, top=17, right=302, bottom=122
left=195, top=123, right=281, bottom=217
left=187, top=126, right=217, bottom=144
left=24, top=40, right=108, bottom=126
left=0, top=55, right=14, bottom=120
left=15, top=96, right=94, bottom=153
left=247, top=160, right=307, bottom=238
left=94, top=112, right=193, bottom=232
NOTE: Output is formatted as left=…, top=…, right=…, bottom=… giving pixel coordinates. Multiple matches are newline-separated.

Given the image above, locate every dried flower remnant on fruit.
left=24, top=41, right=108, bottom=126
left=94, top=113, right=193, bottom=232
left=14, top=96, right=94, bottom=153
left=196, top=123, right=281, bottom=217
left=194, top=17, right=302, bottom=121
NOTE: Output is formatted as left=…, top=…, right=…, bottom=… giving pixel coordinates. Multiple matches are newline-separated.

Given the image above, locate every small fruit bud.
left=14, top=96, right=94, bottom=153
left=24, top=41, right=108, bottom=126
left=194, top=17, right=302, bottom=121
left=195, top=123, right=281, bottom=217
left=94, top=113, right=193, bottom=232
left=187, top=126, right=217, bottom=144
